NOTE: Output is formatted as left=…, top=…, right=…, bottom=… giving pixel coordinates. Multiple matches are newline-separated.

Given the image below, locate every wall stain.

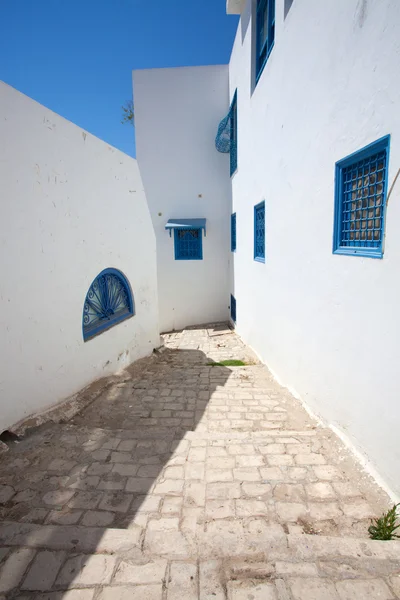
left=355, top=0, right=368, bottom=28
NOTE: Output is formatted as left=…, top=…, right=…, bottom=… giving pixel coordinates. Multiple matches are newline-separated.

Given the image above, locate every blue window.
left=174, top=228, right=203, bottom=260
left=254, top=201, right=265, bottom=262
left=230, top=91, right=238, bottom=176
left=256, top=0, right=275, bottom=82
left=83, top=268, right=134, bottom=341
left=231, top=212, right=237, bottom=251
left=333, top=136, right=390, bottom=259
left=230, top=294, right=236, bottom=323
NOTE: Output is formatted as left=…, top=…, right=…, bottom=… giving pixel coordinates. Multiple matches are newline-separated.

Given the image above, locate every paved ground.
left=0, top=325, right=399, bottom=599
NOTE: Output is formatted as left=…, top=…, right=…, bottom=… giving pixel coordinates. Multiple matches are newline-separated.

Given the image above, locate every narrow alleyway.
left=0, top=325, right=399, bottom=599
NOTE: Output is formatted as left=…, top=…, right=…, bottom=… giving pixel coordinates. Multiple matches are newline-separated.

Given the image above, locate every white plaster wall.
left=0, top=82, right=159, bottom=432
left=229, top=0, right=400, bottom=495
left=133, top=66, right=231, bottom=332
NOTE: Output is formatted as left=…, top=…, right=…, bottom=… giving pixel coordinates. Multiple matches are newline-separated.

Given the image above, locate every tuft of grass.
left=368, top=504, right=400, bottom=540
left=207, top=359, right=247, bottom=367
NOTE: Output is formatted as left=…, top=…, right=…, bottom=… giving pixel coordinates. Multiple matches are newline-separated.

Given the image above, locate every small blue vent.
left=254, top=201, right=265, bottom=262
left=230, top=294, right=237, bottom=323
left=333, top=135, right=390, bottom=259
left=231, top=213, right=237, bottom=251
left=174, top=228, right=203, bottom=260
left=83, top=268, right=134, bottom=341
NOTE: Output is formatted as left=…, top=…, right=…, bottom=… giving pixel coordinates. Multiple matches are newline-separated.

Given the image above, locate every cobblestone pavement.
left=0, top=325, right=399, bottom=598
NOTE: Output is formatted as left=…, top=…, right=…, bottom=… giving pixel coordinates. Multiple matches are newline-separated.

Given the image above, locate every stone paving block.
left=67, top=476, right=100, bottom=491
left=144, top=529, right=192, bottom=559
left=259, top=444, right=285, bottom=455
left=227, top=580, right=278, bottom=599
left=306, top=482, right=336, bottom=499
left=199, top=560, right=225, bottom=599
left=260, top=467, right=283, bottom=480
left=21, top=550, right=65, bottom=591
left=236, top=455, right=265, bottom=467
left=390, top=576, right=400, bottom=596
left=36, top=591, right=95, bottom=600
left=275, top=561, right=318, bottom=576
left=137, top=465, right=161, bottom=478
left=165, top=466, right=185, bottom=479
left=268, top=455, right=294, bottom=466
left=97, top=584, right=163, bottom=599
left=47, top=510, right=83, bottom=525
left=228, top=444, right=255, bottom=455
left=188, top=447, right=206, bottom=462
left=241, top=482, right=272, bottom=497
left=118, top=440, right=137, bottom=452
left=69, top=492, right=101, bottom=509
left=185, top=463, right=205, bottom=479
left=233, top=468, right=260, bottom=481
left=168, top=561, right=198, bottom=600
left=98, top=493, right=133, bottom=513
left=236, top=499, right=269, bottom=516
left=206, top=499, right=235, bottom=519
left=81, top=510, right=115, bottom=527
left=308, top=502, right=342, bottom=520
left=110, top=452, right=133, bottom=463
left=153, top=479, right=184, bottom=495
left=341, top=500, right=375, bottom=519
left=207, top=469, right=234, bottom=483
left=113, top=559, right=167, bottom=584
left=42, top=490, right=75, bottom=506
left=0, top=548, right=36, bottom=593
left=207, top=456, right=235, bottom=469
left=313, top=466, right=343, bottom=481
left=56, top=554, right=116, bottom=587
left=131, top=494, right=161, bottom=513
left=126, top=477, right=155, bottom=493
left=275, top=502, right=307, bottom=521
left=185, top=481, right=206, bottom=506
left=273, top=484, right=305, bottom=502
left=48, top=459, right=77, bottom=472
left=86, top=463, right=113, bottom=476
left=332, top=482, right=362, bottom=498
left=148, top=517, right=180, bottom=531
left=162, top=496, right=183, bottom=514
left=295, top=454, right=326, bottom=466
left=289, top=578, right=340, bottom=600
left=335, top=578, right=394, bottom=599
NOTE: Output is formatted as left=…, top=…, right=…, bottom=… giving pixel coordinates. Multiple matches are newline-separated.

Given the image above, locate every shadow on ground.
left=0, top=345, right=231, bottom=594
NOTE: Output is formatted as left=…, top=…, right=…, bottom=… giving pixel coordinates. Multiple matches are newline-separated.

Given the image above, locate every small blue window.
left=256, top=0, right=275, bottom=82
left=231, top=213, right=237, bottom=251
left=174, top=228, right=203, bottom=260
left=333, top=135, right=390, bottom=259
left=254, top=201, right=265, bottom=262
left=230, top=91, right=238, bottom=176
left=230, top=294, right=236, bottom=323
left=83, top=268, right=134, bottom=341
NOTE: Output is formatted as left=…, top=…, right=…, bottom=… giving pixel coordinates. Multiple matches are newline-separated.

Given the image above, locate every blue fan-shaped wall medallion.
left=82, top=268, right=134, bottom=341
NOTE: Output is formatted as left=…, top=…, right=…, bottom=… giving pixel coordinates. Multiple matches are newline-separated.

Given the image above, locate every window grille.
left=174, top=228, right=203, bottom=260
left=333, top=136, right=390, bottom=258
left=230, top=294, right=237, bottom=322
left=254, top=201, right=265, bottom=262
left=83, top=268, right=134, bottom=341
left=231, top=212, right=237, bottom=251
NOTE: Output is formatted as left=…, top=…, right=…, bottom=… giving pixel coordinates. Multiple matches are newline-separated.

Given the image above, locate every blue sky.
left=0, top=0, right=238, bottom=157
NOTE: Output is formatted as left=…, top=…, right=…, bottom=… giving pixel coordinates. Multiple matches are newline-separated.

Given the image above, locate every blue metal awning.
left=165, top=218, right=207, bottom=237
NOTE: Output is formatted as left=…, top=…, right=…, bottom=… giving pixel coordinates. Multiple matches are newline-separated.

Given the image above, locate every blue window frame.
left=256, top=0, right=275, bottom=82
left=174, top=228, right=203, bottom=260
left=230, top=294, right=236, bottom=323
left=82, top=268, right=134, bottom=341
left=230, top=91, right=238, bottom=176
left=231, top=212, right=237, bottom=251
left=254, top=201, right=265, bottom=262
left=333, top=136, right=390, bottom=259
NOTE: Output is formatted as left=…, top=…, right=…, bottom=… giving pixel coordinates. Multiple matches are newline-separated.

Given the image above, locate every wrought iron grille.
left=334, top=136, right=390, bottom=258
left=215, top=90, right=237, bottom=176
left=82, top=269, right=134, bottom=341
left=174, top=228, right=203, bottom=260
left=254, top=201, right=265, bottom=261
left=230, top=294, right=237, bottom=323
left=231, top=213, right=237, bottom=251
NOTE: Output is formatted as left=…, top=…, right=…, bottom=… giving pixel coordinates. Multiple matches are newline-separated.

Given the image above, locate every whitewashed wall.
left=0, top=82, right=159, bottom=433
left=229, top=0, right=400, bottom=496
left=133, top=66, right=231, bottom=333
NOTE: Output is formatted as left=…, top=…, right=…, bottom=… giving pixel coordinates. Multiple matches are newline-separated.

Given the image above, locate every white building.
left=134, top=0, right=400, bottom=497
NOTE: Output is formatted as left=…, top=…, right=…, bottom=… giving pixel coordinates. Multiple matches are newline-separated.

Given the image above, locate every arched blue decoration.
left=82, top=268, right=134, bottom=341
